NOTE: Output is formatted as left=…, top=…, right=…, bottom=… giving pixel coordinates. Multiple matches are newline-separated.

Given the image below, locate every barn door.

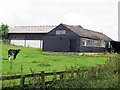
left=70, top=40, right=76, bottom=52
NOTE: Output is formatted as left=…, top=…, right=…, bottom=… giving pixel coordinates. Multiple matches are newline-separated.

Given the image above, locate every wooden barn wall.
left=43, top=24, right=80, bottom=52
left=8, top=33, right=46, bottom=40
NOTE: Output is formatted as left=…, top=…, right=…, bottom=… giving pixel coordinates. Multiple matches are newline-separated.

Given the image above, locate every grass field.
left=2, top=44, right=112, bottom=75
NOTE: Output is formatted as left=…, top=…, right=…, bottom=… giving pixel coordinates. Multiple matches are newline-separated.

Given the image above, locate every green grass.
left=2, top=44, right=112, bottom=75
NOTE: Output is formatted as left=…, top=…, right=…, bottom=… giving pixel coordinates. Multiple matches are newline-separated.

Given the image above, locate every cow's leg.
left=8, top=55, right=11, bottom=61
left=14, top=55, right=16, bottom=60
left=8, top=53, right=10, bottom=61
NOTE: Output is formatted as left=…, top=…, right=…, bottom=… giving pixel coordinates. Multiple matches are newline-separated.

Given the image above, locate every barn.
left=43, top=23, right=112, bottom=52
left=8, top=25, right=55, bottom=48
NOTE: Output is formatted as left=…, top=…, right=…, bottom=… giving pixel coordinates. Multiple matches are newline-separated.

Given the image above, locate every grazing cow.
left=8, top=49, right=21, bottom=61
left=108, top=41, right=120, bottom=54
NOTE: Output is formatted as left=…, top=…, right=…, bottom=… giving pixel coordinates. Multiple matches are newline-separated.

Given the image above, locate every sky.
left=0, top=0, right=119, bottom=40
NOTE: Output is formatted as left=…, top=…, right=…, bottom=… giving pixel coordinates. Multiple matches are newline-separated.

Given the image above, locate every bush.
left=0, top=23, right=9, bottom=43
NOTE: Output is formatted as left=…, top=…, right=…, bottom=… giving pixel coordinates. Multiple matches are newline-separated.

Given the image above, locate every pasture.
left=2, top=44, right=112, bottom=76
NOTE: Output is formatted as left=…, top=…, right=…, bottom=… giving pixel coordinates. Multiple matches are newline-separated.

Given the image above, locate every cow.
left=8, top=49, right=21, bottom=61
left=107, top=41, right=120, bottom=54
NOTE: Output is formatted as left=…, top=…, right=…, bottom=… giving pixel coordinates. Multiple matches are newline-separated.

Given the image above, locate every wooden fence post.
left=76, top=69, right=80, bottom=78
left=71, top=71, right=74, bottom=78
left=60, top=73, right=64, bottom=80
left=20, top=75, right=25, bottom=88
left=41, top=71, right=45, bottom=90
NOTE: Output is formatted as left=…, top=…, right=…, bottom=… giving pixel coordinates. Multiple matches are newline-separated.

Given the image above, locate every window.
left=82, top=38, right=94, bottom=46
left=108, top=42, right=111, bottom=48
left=82, top=38, right=86, bottom=46
left=56, top=30, right=66, bottom=35
left=86, top=39, right=92, bottom=46
left=100, top=40, right=105, bottom=47
left=81, top=38, right=105, bottom=47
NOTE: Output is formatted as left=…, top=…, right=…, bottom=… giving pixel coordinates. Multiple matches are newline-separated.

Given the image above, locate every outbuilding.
left=43, top=23, right=112, bottom=52
left=8, top=25, right=55, bottom=48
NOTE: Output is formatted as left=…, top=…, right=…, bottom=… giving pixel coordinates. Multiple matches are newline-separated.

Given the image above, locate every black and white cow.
left=8, top=49, right=21, bottom=61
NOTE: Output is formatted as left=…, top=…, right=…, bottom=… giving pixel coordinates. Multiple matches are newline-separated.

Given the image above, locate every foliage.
left=0, top=23, right=9, bottom=42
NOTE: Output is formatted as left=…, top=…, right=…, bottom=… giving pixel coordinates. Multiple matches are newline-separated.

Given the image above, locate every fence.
left=0, top=69, right=88, bottom=89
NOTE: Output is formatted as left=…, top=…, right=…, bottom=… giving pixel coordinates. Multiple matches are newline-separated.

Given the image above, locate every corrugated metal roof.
left=63, top=24, right=112, bottom=41
left=9, top=25, right=56, bottom=33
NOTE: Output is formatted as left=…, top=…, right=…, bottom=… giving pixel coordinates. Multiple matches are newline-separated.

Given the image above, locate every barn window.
left=56, top=30, right=66, bottom=35
left=86, top=39, right=92, bottom=46
left=82, top=38, right=94, bottom=46
left=93, top=40, right=100, bottom=47
left=81, top=38, right=105, bottom=47
left=108, top=42, right=111, bottom=48
left=100, top=40, right=105, bottom=47
left=82, top=38, right=87, bottom=46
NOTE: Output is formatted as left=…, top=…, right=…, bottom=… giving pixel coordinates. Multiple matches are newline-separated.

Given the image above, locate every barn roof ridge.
left=61, top=23, right=102, bottom=34
left=9, top=25, right=56, bottom=33
left=61, top=23, right=112, bottom=41
left=61, top=23, right=83, bottom=28
left=13, top=25, right=57, bottom=28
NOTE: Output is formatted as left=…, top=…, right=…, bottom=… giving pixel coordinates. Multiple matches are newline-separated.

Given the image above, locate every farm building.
left=8, top=25, right=56, bottom=48
left=43, top=23, right=112, bottom=52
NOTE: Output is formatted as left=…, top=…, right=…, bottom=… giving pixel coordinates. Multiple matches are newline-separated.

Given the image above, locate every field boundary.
left=0, top=69, right=88, bottom=89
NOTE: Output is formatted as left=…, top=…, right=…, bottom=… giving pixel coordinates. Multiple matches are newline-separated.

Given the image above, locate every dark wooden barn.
left=43, top=23, right=112, bottom=52
left=8, top=25, right=55, bottom=48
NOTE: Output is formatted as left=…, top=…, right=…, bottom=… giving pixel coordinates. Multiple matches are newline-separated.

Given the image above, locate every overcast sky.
left=0, top=0, right=119, bottom=40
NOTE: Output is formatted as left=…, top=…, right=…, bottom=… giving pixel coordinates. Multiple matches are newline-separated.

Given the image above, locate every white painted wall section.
left=26, top=40, right=40, bottom=48
left=11, top=40, right=25, bottom=46
left=10, top=40, right=43, bottom=48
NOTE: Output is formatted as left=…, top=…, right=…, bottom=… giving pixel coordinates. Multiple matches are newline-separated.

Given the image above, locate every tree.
left=0, top=23, right=9, bottom=42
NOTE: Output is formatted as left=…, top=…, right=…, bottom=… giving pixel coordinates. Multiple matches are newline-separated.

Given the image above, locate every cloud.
left=0, top=0, right=30, bottom=25
left=61, top=12, right=95, bottom=28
